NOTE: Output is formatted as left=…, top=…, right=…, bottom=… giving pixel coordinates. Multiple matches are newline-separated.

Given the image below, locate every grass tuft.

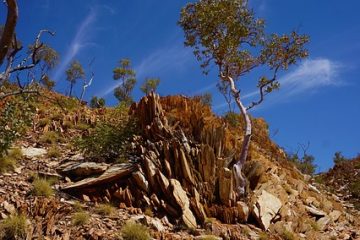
left=47, top=145, right=61, bottom=158
left=121, top=221, right=151, bottom=240
left=32, top=178, right=53, bottom=197
left=0, top=213, right=28, bottom=239
left=72, top=211, right=90, bottom=226
left=95, top=203, right=115, bottom=216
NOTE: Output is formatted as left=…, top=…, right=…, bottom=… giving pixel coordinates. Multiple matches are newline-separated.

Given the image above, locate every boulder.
left=21, top=147, right=47, bottom=158
left=252, top=190, right=282, bottom=230
left=219, top=167, right=234, bottom=206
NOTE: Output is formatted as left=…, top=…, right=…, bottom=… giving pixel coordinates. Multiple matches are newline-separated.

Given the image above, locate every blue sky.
left=2, top=0, right=360, bottom=171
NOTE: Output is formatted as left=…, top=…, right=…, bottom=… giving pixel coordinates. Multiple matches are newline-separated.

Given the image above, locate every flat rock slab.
left=60, top=162, right=109, bottom=178
left=305, top=206, right=326, bottom=217
left=21, top=147, right=47, bottom=158
left=61, top=163, right=136, bottom=191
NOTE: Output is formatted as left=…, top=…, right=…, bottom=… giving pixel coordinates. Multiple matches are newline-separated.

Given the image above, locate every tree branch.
left=0, top=0, right=18, bottom=66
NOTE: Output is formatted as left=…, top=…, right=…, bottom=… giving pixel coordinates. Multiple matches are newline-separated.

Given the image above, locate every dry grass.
left=95, top=204, right=115, bottom=216
left=32, top=178, right=53, bottom=197
left=72, top=211, right=90, bottom=226
left=120, top=221, right=150, bottom=240
left=0, top=213, right=28, bottom=239
left=47, top=145, right=61, bottom=158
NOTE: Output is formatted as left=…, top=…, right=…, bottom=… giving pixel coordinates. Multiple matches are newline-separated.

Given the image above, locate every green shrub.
left=62, top=120, right=74, bottom=129
left=75, top=104, right=137, bottom=162
left=121, top=221, right=150, bottom=240
left=32, top=178, right=53, bottom=197
left=287, top=152, right=317, bottom=176
left=47, top=145, right=61, bottom=158
left=349, top=181, right=360, bottom=198
left=95, top=204, right=115, bottom=216
left=8, top=147, right=23, bottom=160
left=72, top=211, right=90, bottom=226
left=0, top=213, right=28, bottom=239
left=333, top=151, right=348, bottom=165
left=0, top=96, right=34, bottom=158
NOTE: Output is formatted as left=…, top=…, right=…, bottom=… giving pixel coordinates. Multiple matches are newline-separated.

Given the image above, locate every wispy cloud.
left=97, top=42, right=192, bottom=97
left=52, top=8, right=97, bottom=81
left=213, top=58, right=342, bottom=110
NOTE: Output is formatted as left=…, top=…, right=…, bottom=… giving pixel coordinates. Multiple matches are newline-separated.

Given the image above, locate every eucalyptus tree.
left=179, top=0, right=309, bottom=196
left=140, top=77, right=160, bottom=95
left=66, top=60, right=85, bottom=97
left=113, top=58, right=136, bottom=104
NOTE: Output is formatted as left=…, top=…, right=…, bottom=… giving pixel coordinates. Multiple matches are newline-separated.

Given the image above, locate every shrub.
left=74, top=123, right=90, bottom=131
left=32, top=178, right=53, bottom=197
left=349, top=181, right=360, bottom=198
left=121, top=221, right=150, bottom=240
left=0, top=213, right=28, bottom=239
left=47, top=145, right=61, bottom=158
left=72, top=211, right=90, bottom=226
left=0, top=96, right=34, bottom=158
left=75, top=104, right=137, bottom=162
left=8, top=147, right=23, bottom=160
left=287, top=152, right=317, bottom=176
left=95, top=204, right=115, bottom=216
left=333, top=151, right=347, bottom=165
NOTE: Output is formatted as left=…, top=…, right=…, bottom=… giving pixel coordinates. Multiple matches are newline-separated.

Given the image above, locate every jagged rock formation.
left=58, top=93, right=360, bottom=239
left=61, top=92, right=250, bottom=228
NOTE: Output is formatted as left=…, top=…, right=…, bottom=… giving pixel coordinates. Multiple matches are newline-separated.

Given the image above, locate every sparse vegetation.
left=72, top=211, right=90, bottom=226
left=281, top=229, right=296, bottom=240
left=287, top=152, right=317, bottom=176
left=0, top=155, right=16, bottom=173
left=333, top=151, right=348, bottom=165
left=144, top=207, right=154, bottom=217
left=349, top=181, right=360, bottom=198
left=258, top=232, right=269, bottom=240
left=120, top=221, right=150, bottom=240
left=40, top=131, right=62, bottom=144
left=8, top=147, right=23, bottom=160
left=47, top=145, right=61, bottom=158
left=0, top=213, right=28, bottom=239
left=32, top=178, right=53, bottom=197
left=95, top=204, right=115, bottom=216
left=75, top=104, right=137, bottom=162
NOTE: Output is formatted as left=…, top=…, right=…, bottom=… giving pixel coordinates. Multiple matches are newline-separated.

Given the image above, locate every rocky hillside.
left=0, top=92, right=359, bottom=239
left=316, top=155, right=360, bottom=211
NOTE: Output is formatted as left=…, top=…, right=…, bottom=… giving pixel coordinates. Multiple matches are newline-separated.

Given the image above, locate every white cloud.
left=97, top=43, right=192, bottom=97
left=213, top=58, right=342, bottom=110
left=52, top=8, right=97, bottom=81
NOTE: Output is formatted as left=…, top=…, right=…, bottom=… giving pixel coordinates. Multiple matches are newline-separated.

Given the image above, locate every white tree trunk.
left=222, top=75, right=252, bottom=197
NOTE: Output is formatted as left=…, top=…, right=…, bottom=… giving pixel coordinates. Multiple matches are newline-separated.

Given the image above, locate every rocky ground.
left=1, top=93, right=360, bottom=240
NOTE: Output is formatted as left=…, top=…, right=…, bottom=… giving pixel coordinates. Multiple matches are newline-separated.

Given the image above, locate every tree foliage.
left=113, top=58, right=137, bottom=104
left=179, top=0, right=309, bottom=196
left=66, top=60, right=85, bottom=97
left=140, top=77, right=160, bottom=95
left=90, top=96, right=106, bottom=108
